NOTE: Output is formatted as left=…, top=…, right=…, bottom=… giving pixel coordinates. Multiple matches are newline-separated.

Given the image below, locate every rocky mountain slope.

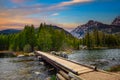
left=71, top=16, right=120, bottom=38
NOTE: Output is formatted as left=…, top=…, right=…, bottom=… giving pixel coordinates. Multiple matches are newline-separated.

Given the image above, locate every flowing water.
left=0, top=56, right=54, bottom=80
left=68, top=49, right=120, bottom=70
left=0, top=49, right=120, bottom=80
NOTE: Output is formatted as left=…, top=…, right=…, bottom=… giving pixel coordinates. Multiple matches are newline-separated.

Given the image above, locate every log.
left=48, top=68, right=54, bottom=71
left=56, top=73, right=66, bottom=80
left=68, top=72, right=82, bottom=80
left=59, top=71, right=70, bottom=80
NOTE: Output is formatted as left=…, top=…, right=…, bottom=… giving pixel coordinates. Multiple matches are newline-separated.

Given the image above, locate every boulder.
left=50, top=51, right=57, bottom=55
left=17, top=54, right=24, bottom=58
left=29, top=52, right=35, bottom=56
left=60, top=52, right=68, bottom=58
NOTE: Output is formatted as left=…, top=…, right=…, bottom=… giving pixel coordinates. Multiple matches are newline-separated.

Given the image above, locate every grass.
left=51, top=75, right=56, bottom=80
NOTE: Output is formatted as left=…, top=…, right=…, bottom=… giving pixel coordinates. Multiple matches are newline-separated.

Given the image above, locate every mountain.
left=0, top=29, right=21, bottom=34
left=71, top=17, right=120, bottom=39
left=36, top=25, right=72, bottom=36
left=47, top=25, right=72, bottom=35
left=112, top=16, right=120, bottom=26
left=0, top=25, right=72, bottom=37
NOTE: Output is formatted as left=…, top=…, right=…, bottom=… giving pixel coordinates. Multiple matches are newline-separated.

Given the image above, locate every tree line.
left=83, top=29, right=120, bottom=49
left=0, top=24, right=120, bottom=52
left=0, top=23, right=79, bottom=52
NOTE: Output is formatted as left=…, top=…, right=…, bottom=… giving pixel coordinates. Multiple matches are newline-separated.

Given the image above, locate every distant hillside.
left=71, top=16, right=120, bottom=38
left=0, top=29, right=21, bottom=34
left=45, top=25, right=72, bottom=35
left=0, top=25, right=72, bottom=37
left=35, top=25, right=72, bottom=36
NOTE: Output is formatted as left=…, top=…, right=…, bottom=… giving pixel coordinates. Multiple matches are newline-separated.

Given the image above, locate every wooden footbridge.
left=35, top=51, right=120, bottom=80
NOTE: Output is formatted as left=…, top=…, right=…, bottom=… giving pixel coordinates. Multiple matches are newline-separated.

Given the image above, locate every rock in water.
left=29, top=52, right=35, bottom=56
left=17, top=55, right=24, bottom=58
left=34, top=71, right=41, bottom=75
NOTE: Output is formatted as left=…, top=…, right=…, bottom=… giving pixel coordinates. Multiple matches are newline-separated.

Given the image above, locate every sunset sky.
left=0, top=0, right=120, bottom=31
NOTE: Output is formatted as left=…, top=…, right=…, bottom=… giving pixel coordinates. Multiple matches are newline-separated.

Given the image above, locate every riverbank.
left=85, top=46, right=120, bottom=50
left=0, top=51, right=16, bottom=58
left=107, top=65, right=120, bottom=72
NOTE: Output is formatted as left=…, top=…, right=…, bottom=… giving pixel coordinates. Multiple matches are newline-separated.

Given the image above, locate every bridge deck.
left=36, top=51, right=120, bottom=80
left=36, top=51, right=93, bottom=74
left=79, top=71, right=120, bottom=80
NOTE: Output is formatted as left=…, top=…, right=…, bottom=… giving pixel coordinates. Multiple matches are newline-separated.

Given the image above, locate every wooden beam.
left=68, top=72, right=83, bottom=80
left=56, top=73, right=66, bottom=80
left=59, top=70, right=70, bottom=80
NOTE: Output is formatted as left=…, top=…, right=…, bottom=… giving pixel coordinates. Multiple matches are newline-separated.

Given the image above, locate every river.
left=0, top=56, right=54, bottom=80
left=69, top=49, right=120, bottom=70
left=0, top=49, right=120, bottom=80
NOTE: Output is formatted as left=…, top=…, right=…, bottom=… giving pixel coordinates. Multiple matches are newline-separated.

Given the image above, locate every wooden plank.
left=36, top=51, right=93, bottom=75
left=79, top=71, right=120, bottom=80
left=68, top=72, right=83, bottom=80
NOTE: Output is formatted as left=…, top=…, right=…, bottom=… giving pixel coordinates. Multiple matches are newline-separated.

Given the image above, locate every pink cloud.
left=0, top=0, right=93, bottom=30
left=11, top=0, right=25, bottom=3
left=59, top=0, right=92, bottom=7
left=47, top=0, right=93, bottom=11
left=50, top=0, right=92, bottom=9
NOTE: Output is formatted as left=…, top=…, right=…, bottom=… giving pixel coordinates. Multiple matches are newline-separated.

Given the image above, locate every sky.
left=0, top=0, right=120, bottom=31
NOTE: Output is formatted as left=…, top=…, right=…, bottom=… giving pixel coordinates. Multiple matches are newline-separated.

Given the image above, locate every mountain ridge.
left=71, top=16, right=120, bottom=38
left=0, top=25, right=72, bottom=36
left=0, top=29, right=21, bottom=34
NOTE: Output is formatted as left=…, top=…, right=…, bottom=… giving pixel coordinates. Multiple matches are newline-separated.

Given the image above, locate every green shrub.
left=51, top=75, right=56, bottom=80
left=23, top=44, right=32, bottom=53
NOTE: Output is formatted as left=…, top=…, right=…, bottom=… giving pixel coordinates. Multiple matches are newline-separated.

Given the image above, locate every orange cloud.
left=0, top=15, right=42, bottom=30
left=0, top=25, right=24, bottom=30
left=0, top=0, right=92, bottom=30
left=11, top=0, right=34, bottom=4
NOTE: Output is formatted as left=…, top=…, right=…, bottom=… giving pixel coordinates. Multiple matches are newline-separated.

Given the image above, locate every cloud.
left=0, top=23, right=25, bottom=30
left=50, top=0, right=93, bottom=9
left=11, top=0, right=34, bottom=4
left=0, top=0, right=93, bottom=30
left=6, top=0, right=93, bottom=16
left=51, top=13, right=59, bottom=16
left=11, top=0, right=24, bottom=3
left=59, top=0, right=92, bottom=7
left=11, top=0, right=92, bottom=6
left=0, top=16, right=43, bottom=30
left=15, top=4, right=44, bottom=9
